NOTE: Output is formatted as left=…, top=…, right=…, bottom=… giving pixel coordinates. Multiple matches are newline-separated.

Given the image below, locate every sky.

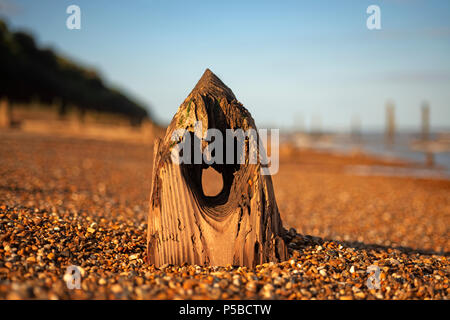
left=1, top=0, right=450, bottom=131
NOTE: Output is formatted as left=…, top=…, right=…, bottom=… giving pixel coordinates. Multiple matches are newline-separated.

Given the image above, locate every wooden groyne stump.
left=147, top=69, right=287, bottom=267
left=0, top=98, right=11, bottom=129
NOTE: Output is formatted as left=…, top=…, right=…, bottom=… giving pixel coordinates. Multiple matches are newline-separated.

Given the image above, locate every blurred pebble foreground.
left=0, top=130, right=448, bottom=300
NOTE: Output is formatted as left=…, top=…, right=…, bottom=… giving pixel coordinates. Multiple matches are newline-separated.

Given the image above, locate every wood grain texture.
left=147, top=69, right=287, bottom=267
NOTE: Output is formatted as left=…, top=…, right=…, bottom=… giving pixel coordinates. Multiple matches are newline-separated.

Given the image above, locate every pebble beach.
left=0, top=130, right=448, bottom=300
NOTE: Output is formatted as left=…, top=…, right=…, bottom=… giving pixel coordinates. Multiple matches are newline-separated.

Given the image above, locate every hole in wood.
left=201, top=167, right=224, bottom=197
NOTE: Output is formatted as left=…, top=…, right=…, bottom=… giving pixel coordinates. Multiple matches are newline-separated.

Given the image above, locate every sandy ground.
left=0, top=129, right=448, bottom=299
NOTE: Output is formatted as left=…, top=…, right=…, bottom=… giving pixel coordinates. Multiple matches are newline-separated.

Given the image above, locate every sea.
left=281, top=131, right=450, bottom=180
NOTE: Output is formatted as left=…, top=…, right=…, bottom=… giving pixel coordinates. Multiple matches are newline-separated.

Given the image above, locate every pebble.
left=0, top=132, right=448, bottom=300
left=129, top=254, right=139, bottom=261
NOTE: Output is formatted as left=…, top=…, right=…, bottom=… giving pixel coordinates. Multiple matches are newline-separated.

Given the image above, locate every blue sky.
left=1, top=0, right=450, bottom=131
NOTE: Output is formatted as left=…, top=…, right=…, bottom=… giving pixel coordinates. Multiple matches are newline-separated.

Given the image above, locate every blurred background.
left=0, top=0, right=450, bottom=174
left=1, top=0, right=449, bottom=173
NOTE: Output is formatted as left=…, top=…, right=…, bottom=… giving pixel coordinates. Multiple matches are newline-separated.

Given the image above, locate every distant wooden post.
left=421, top=101, right=430, bottom=141
left=311, top=114, right=322, bottom=136
left=421, top=101, right=434, bottom=166
left=78, top=108, right=86, bottom=124
left=351, top=114, right=361, bottom=141
left=140, top=119, right=154, bottom=140
left=59, top=99, right=68, bottom=119
left=0, top=98, right=11, bottom=129
left=385, top=101, right=395, bottom=144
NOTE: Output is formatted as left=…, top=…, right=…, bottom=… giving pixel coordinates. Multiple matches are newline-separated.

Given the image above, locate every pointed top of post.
left=190, top=68, right=236, bottom=101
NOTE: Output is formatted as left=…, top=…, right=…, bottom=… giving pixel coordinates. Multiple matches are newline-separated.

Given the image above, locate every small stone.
left=59, top=250, right=69, bottom=257
left=262, top=283, right=274, bottom=291
left=262, top=290, right=273, bottom=299
left=288, top=228, right=297, bottom=237
left=183, top=279, right=197, bottom=290
left=218, top=279, right=228, bottom=289
left=246, top=281, right=257, bottom=293
left=274, top=277, right=284, bottom=286
left=354, top=292, right=366, bottom=299
left=111, top=284, right=122, bottom=294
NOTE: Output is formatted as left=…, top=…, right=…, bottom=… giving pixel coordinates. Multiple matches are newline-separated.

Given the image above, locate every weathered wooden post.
left=385, top=101, right=395, bottom=145
left=421, top=101, right=430, bottom=141
left=147, top=69, right=287, bottom=267
left=351, top=114, right=362, bottom=141
left=421, top=101, right=434, bottom=166
left=310, top=114, right=322, bottom=136
left=0, top=98, right=11, bottom=129
left=140, top=119, right=154, bottom=141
